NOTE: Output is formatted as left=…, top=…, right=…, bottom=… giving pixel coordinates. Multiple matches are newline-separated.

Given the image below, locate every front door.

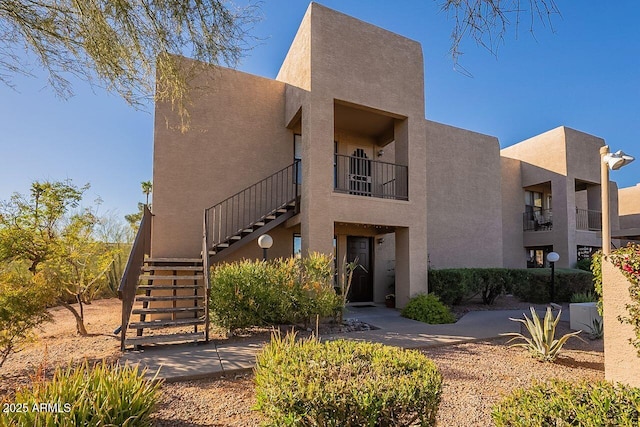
left=347, top=236, right=373, bottom=302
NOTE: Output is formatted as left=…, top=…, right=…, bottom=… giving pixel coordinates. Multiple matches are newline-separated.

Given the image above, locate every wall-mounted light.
left=377, top=237, right=385, bottom=245
left=377, top=149, right=384, bottom=157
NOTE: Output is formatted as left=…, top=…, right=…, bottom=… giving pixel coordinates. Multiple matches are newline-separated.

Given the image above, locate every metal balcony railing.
left=576, top=208, right=602, bottom=231
left=334, top=154, right=408, bottom=200
left=523, top=209, right=553, bottom=231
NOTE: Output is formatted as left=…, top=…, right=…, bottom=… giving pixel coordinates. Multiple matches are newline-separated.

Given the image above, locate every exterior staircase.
left=124, top=258, right=209, bottom=349
left=119, top=161, right=300, bottom=350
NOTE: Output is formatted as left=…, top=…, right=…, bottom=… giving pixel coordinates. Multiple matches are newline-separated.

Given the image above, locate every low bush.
left=401, top=294, right=456, bottom=324
left=510, top=268, right=594, bottom=303
left=492, top=379, right=640, bottom=426
left=209, top=253, right=341, bottom=331
left=255, top=333, right=443, bottom=426
left=2, top=361, right=161, bottom=426
left=570, top=290, right=598, bottom=303
left=575, top=257, right=592, bottom=271
left=427, top=269, right=469, bottom=306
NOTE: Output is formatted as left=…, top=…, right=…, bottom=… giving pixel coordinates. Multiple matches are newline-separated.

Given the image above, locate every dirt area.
left=0, top=297, right=604, bottom=426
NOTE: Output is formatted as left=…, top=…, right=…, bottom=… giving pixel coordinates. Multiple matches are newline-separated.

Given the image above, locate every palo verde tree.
left=441, top=0, right=561, bottom=71
left=0, top=0, right=259, bottom=129
left=0, top=180, right=118, bottom=335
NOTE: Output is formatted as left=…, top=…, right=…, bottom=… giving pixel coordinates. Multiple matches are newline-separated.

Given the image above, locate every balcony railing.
left=334, top=154, right=408, bottom=200
left=523, top=209, right=553, bottom=231
left=576, top=208, right=602, bottom=231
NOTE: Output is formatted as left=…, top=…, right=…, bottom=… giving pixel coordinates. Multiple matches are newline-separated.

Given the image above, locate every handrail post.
left=202, top=209, right=211, bottom=342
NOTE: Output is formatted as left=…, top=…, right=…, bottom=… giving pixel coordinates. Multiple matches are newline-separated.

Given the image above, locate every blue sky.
left=1, top=1, right=638, bottom=218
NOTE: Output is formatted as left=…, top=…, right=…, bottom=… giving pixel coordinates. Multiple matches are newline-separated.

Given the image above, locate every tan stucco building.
left=150, top=3, right=635, bottom=307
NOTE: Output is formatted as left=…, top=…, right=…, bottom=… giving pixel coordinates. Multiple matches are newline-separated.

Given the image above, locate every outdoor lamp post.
left=547, top=251, right=560, bottom=302
left=600, top=146, right=635, bottom=255
left=258, top=234, right=273, bottom=261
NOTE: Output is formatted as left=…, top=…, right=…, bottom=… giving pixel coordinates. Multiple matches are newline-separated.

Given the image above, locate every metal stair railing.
left=118, top=204, right=152, bottom=351
left=204, top=160, right=300, bottom=249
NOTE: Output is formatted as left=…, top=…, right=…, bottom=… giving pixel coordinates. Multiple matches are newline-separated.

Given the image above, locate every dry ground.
left=0, top=297, right=604, bottom=426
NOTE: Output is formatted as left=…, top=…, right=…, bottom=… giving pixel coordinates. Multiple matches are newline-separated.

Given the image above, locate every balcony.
left=576, top=208, right=602, bottom=231
left=334, top=153, right=408, bottom=201
left=523, top=209, right=553, bottom=231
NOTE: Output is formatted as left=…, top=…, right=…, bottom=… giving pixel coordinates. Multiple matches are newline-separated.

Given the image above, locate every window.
left=526, top=246, right=553, bottom=268
left=293, top=234, right=301, bottom=258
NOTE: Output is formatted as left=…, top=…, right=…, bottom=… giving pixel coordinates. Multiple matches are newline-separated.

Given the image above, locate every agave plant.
left=583, top=317, right=604, bottom=340
left=502, top=307, right=583, bottom=362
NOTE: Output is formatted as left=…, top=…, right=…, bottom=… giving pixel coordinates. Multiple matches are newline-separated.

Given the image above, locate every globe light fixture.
left=258, top=234, right=273, bottom=261
left=601, top=146, right=635, bottom=255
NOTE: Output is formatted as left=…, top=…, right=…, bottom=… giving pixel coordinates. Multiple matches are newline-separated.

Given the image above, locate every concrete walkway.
left=120, top=305, right=547, bottom=382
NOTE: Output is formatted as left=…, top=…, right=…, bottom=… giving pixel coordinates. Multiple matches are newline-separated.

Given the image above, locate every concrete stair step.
left=132, top=306, right=204, bottom=315
left=135, top=295, right=205, bottom=302
left=139, top=274, right=204, bottom=281
left=125, top=332, right=206, bottom=347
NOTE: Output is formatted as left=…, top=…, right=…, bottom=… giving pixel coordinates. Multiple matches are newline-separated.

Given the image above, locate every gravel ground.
left=1, top=297, right=604, bottom=426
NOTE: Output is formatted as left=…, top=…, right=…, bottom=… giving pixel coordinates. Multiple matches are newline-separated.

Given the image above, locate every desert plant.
left=570, top=290, right=598, bottom=303
left=401, top=294, right=456, bottom=324
left=254, top=333, right=443, bottom=426
left=492, top=379, right=640, bottom=426
left=583, top=317, right=604, bottom=340
left=2, top=360, right=162, bottom=426
left=502, top=306, right=582, bottom=362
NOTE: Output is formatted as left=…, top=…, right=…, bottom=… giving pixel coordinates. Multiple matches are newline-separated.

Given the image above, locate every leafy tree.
left=0, top=180, right=87, bottom=272
left=0, top=180, right=118, bottom=335
left=0, top=270, right=53, bottom=368
left=0, top=0, right=259, bottom=127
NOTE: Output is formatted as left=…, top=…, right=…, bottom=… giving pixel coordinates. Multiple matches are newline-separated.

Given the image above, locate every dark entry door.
left=347, top=236, right=373, bottom=302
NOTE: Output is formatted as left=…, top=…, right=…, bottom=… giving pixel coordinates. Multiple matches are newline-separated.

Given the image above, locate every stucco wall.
left=501, top=157, right=526, bottom=268
left=619, top=183, right=640, bottom=229
left=602, top=259, right=640, bottom=387
left=152, top=63, right=292, bottom=257
left=426, top=120, right=503, bottom=268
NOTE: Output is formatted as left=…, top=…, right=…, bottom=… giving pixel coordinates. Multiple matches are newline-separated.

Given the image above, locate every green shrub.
left=570, top=290, right=598, bottom=303
left=510, top=268, right=594, bottom=303
left=428, top=268, right=527, bottom=306
left=427, top=269, right=469, bottom=305
left=492, top=379, right=640, bottom=426
left=401, top=294, right=456, bottom=324
left=575, top=257, right=592, bottom=271
left=209, top=253, right=341, bottom=331
left=2, top=361, right=161, bottom=426
left=255, top=333, right=442, bottom=426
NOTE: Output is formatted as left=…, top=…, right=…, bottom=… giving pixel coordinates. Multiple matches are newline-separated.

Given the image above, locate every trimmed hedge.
left=511, top=268, right=594, bottom=303
left=492, top=379, right=640, bottom=426
left=255, top=334, right=443, bottom=426
left=428, top=268, right=594, bottom=305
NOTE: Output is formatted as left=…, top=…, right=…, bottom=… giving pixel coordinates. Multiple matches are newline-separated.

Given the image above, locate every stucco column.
left=602, top=259, right=640, bottom=387
left=300, top=96, right=334, bottom=257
